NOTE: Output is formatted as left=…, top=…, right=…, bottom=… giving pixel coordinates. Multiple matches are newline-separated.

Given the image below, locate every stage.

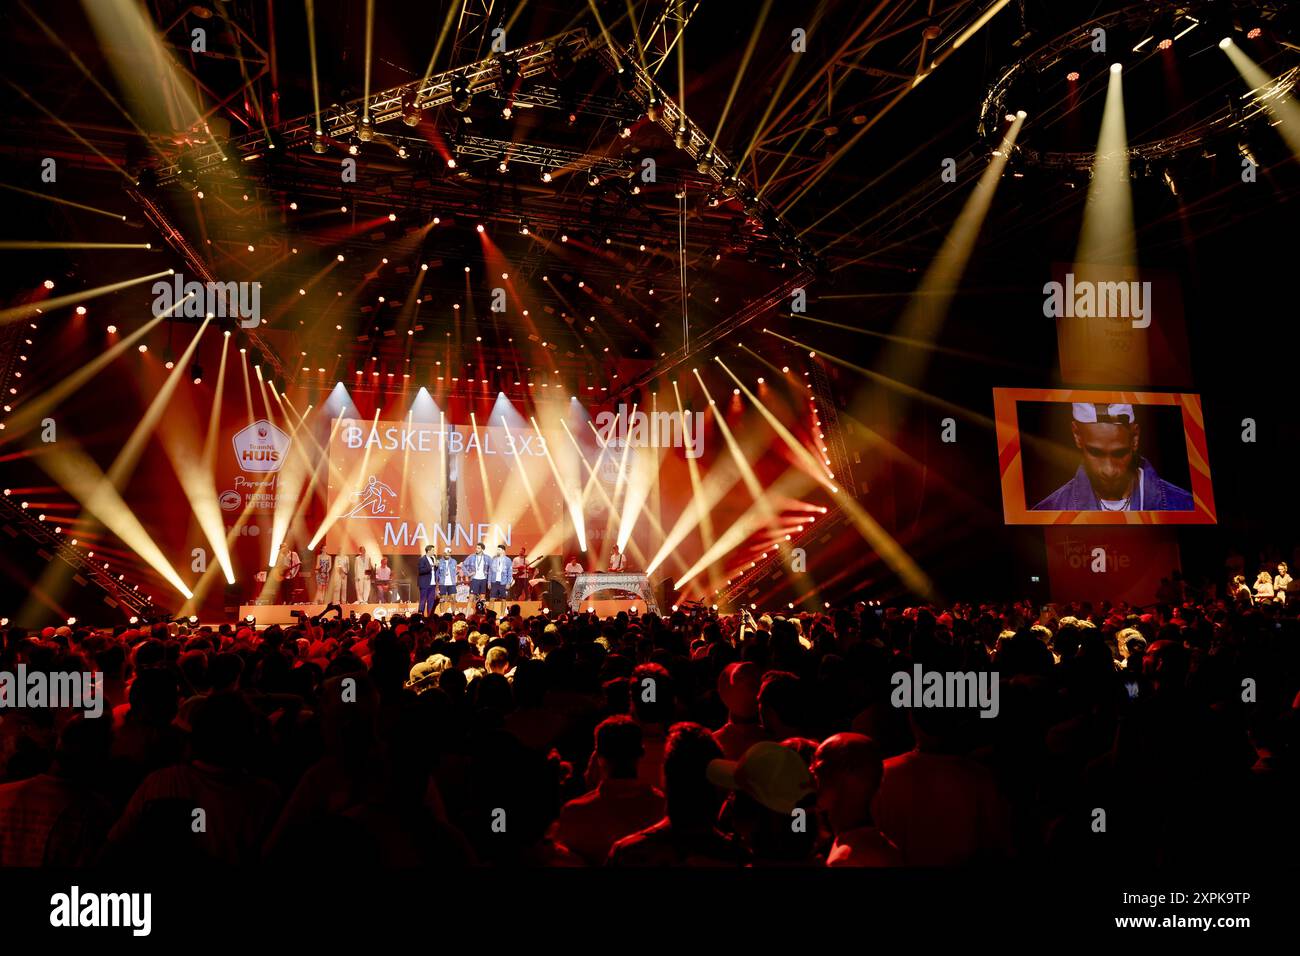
left=236, top=598, right=660, bottom=627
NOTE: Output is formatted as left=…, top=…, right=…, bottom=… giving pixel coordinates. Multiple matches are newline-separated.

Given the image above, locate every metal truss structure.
left=614, top=268, right=812, bottom=399
left=715, top=506, right=848, bottom=611
left=126, top=186, right=287, bottom=382
left=153, top=30, right=594, bottom=184
left=978, top=0, right=1300, bottom=169
left=0, top=493, right=159, bottom=620
left=640, top=0, right=702, bottom=77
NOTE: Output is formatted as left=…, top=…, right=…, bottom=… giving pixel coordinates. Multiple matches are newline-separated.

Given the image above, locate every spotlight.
left=402, top=97, right=421, bottom=126
left=1219, top=36, right=1234, bottom=49
left=1247, top=27, right=1262, bottom=40
left=476, top=223, right=485, bottom=233
left=1109, top=62, right=1122, bottom=73
left=43, top=279, right=54, bottom=289
left=697, top=153, right=715, bottom=173
left=451, top=74, right=472, bottom=112
left=498, top=155, right=509, bottom=173
left=541, top=169, right=553, bottom=183
left=518, top=218, right=530, bottom=235
left=190, top=362, right=203, bottom=384
left=647, top=97, right=661, bottom=122
left=1066, top=71, right=1080, bottom=82
left=357, top=116, right=375, bottom=141
left=588, top=171, right=601, bottom=186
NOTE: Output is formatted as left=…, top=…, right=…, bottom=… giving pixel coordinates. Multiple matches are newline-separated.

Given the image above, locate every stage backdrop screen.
left=324, top=417, right=565, bottom=555
left=993, top=388, right=1216, bottom=525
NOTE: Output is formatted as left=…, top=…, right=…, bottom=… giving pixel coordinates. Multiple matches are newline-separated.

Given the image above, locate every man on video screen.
left=1032, top=403, right=1193, bottom=512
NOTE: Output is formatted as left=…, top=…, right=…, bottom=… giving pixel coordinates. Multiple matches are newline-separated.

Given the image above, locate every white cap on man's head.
left=1072, top=402, right=1134, bottom=425
left=444, top=547, right=452, bottom=554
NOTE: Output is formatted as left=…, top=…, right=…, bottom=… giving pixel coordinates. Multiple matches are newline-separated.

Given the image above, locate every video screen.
left=324, top=417, right=565, bottom=554
left=993, top=388, right=1216, bottom=525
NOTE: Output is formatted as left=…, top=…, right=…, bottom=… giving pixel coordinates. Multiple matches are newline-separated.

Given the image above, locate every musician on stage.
left=489, top=545, right=514, bottom=600
left=373, top=556, right=393, bottom=602
left=274, top=542, right=302, bottom=602
left=463, top=542, right=490, bottom=598
left=436, top=547, right=459, bottom=605
left=563, top=554, right=584, bottom=600
left=512, top=546, right=529, bottom=591
left=417, top=545, right=437, bottom=615
left=608, top=544, right=627, bottom=573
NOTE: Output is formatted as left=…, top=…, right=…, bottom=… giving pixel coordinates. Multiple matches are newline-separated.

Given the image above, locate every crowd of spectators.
left=1, top=593, right=1296, bottom=867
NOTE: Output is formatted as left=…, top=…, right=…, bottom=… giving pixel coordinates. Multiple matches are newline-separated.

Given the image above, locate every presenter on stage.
left=417, top=545, right=437, bottom=615
left=608, top=545, right=627, bottom=572
left=489, top=545, right=514, bottom=600
left=437, top=547, right=459, bottom=604
left=353, top=547, right=373, bottom=604
left=463, top=542, right=490, bottom=598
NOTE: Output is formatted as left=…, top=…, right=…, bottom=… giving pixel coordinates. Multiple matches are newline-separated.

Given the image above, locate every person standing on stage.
left=417, top=545, right=437, bottom=615
left=437, top=547, right=459, bottom=605
left=328, top=552, right=350, bottom=604
left=314, top=551, right=332, bottom=603
left=353, top=547, right=373, bottom=604
left=489, top=545, right=514, bottom=600
left=1274, top=562, right=1292, bottom=605
left=608, top=545, right=627, bottom=573
left=463, top=542, right=490, bottom=598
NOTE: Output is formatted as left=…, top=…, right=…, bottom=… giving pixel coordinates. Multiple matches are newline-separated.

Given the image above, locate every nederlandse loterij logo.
left=1043, top=272, right=1152, bottom=328
left=152, top=272, right=261, bottom=328
left=232, top=419, right=290, bottom=473
left=0, top=664, right=103, bottom=718
left=50, top=886, right=151, bottom=936
left=890, top=664, right=1000, bottom=719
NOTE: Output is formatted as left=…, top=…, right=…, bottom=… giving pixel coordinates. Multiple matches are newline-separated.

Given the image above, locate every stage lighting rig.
left=451, top=74, right=472, bottom=112
left=497, top=53, right=520, bottom=96
left=401, top=93, right=421, bottom=126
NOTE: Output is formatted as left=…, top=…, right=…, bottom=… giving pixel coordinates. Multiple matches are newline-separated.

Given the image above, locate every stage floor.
left=236, top=598, right=654, bottom=627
